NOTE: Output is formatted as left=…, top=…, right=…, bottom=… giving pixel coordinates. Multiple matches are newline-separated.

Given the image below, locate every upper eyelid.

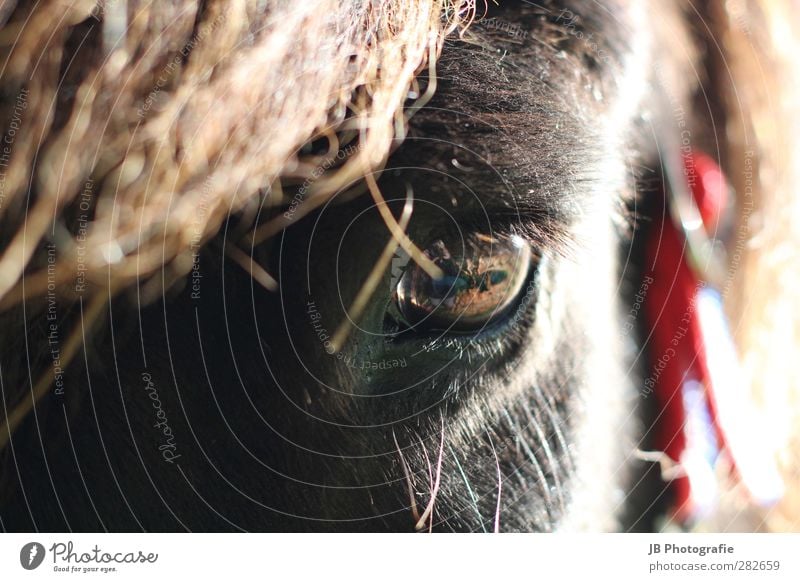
left=423, top=210, right=575, bottom=260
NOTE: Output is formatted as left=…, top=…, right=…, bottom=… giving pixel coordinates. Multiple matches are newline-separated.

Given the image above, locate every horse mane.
left=0, top=0, right=474, bottom=303
left=0, top=0, right=472, bottom=449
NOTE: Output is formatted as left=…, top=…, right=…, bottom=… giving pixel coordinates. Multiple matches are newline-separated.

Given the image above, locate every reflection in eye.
left=395, top=233, right=534, bottom=332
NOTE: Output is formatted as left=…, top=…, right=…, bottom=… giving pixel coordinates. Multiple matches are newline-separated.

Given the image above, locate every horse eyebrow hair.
left=460, top=205, right=580, bottom=260
left=415, top=182, right=581, bottom=259
left=386, top=151, right=592, bottom=258
left=458, top=163, right=594, bottom=220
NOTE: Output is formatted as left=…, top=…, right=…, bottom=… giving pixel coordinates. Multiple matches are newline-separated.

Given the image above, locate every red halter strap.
left=643, top=151, right=783, bottom=524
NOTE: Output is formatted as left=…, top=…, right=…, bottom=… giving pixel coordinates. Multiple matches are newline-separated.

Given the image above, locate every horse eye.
left=394, top=233, right=534, bottom=332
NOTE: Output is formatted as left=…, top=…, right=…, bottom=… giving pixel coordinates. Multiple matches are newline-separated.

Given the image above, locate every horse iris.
left=395, top=234, right=533, bottom=332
